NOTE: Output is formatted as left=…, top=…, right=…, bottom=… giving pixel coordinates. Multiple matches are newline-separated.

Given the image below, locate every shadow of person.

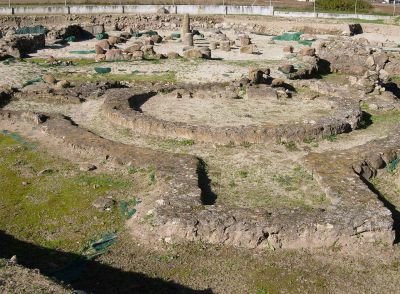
left=0, top=231, right=213, bottom=294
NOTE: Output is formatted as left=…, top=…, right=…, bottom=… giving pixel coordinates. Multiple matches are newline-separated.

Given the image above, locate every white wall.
left=0, top=5, right=392, bottom=21
left=13, top=6, right=68, bottom=15
left=69, top=5, right=123, bottom=14
left=0, top=7, right=12, bottom=15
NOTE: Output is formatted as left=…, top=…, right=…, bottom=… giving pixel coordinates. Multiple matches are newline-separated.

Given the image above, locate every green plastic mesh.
left=95, top=33, right=108, bottom=40
left=23, top=76, right=43, bottom=86
left=119, top=198, right=140, bottom=220
left=15, top=25, right=47, bottom=35
left=0, top=130, right=35, bottom=148
left=64, top=36, right=77, bottom=42
left=49, top=197, right=139, bottom=283
left=95, top=67, right=111, bottom=74
left=69, top=50, right=96, bottom=54
left=387, top=158, right=399, bottom=174
left=272, top=32, right=314, bottom=46
left=132, top=30, right=158, bottom=38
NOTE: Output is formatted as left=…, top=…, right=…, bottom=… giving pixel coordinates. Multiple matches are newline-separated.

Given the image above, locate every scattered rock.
left=96, top=40, right=110, bottom=51
left=240, top=44, right=255, bottom=54
left=94, top=44, right=105, bottom=54
left=9, top=255, right=17, bottom=265
left=167, top=52, right=180, bottom=59
left=37, top=169, right=53, bottom=176
left=55, top=80, right=70, bottom=89
left=95, top=54, right=106, bottom=62
left=220, top=40, right=231, bottom=52
left=130, top=50, right=144, bottom=60
left=283, top=46, right=293, bottom=53
left=108, top=36, right=121, bottom=45
left=80, top=164, right=97, bottom=172
left=279, top=64, right=295, bottom=74
left=299, top=47, right=315, bottom=56
left=92, top=197, right=115, bottom=211
left=239, top=35, right=251, bottom=46
left=105, top=49, right=125, bottom=61
left=42, top=74, right=56, bottom=84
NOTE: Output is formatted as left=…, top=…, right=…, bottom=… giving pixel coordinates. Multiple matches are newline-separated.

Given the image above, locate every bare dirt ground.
left=141, top=91, right=333, bottom=127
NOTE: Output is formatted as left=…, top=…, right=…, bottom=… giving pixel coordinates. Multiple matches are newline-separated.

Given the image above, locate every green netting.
left=95, top=67, right=111, bottom=74
left=64, top=36, right=77, bottom=42
left=171, top=32, right=180, bottom=39
left=83, top=233, right=118, bottom=259
left=95, top=33, right=108, bottom=40
left=387, top=158, right=399, bottom=174
left=23, top=76, right=43, bottom=86
left=0, top=130, right=36, bottom=148
left=272, top=32, right=302, bottom=41
left=142, top=30, right=158, bottom=36
left=192, top=30, right=204, bottom=38
left=49, top=197, right=140, bottom=283
left=69, top=50, right=96, bottom=54
left=2, top=57, right=15, bottom=65
left=119, top=198, right=141, bottom=220
left=51, top=233, right=117, bottom=283
left=132, top=30, right=158, bottom=38
left=272, top=32, right=314, bottom=46
left=15, top=25, right=47, bottom=35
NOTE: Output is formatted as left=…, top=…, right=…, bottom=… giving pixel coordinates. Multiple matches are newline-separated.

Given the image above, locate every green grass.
left=22, top=57, right=98, bottom=67
left=323, top=134, right=338, bottom=142
left=163, top=138, right=195, bottom=146
left=238, top=170, right=248, bottom=178
left=272, top=165, right=328, bottom=207
left=370, top=110, right=400, bottom=126
left=0, top=133, right=136, bottom=253
left=280, top=140, right=299, bottom=151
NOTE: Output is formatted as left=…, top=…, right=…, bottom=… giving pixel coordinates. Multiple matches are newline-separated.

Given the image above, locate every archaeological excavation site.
left=0, top=3, right=400, bottom=293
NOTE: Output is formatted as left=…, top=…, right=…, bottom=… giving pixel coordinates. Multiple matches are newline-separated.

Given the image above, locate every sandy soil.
left=141, top=91, right=334, bottom=127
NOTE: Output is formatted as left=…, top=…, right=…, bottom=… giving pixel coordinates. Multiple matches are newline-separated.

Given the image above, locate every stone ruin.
left=0, top=13, right=400, bottom=251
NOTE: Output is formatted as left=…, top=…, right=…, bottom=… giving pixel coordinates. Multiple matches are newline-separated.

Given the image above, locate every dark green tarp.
left=95, top=67, right=111, bottom=74
left=272, top=32, right=314, bottom=46
left=16, top=25, right=47, bottom=35
left=64, top=36, right=77, bottom=42
left=95, top=33, right=108, bottom=40
left=69, top=50, right=96, bottom=54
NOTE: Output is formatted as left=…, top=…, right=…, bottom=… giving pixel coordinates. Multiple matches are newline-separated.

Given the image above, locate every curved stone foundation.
left=101, top=85, right=362, bottom=144
left=0, top=108, right=395, bottom=249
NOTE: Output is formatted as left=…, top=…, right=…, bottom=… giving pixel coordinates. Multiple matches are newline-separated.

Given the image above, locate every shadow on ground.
left=0, top=231, right=212, bottom=294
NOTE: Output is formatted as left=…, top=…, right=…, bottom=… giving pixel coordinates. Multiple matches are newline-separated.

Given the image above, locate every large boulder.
left=299, top=47, right=316, bottom=56
left=183, top=48, right=210, bottom=59
left=108, top=36, right=121, bottom=46
left=240, top=44, right=255, bottom=54
left=124, top=43, right=142, bottom=53
left=96, top=40, right=110, bottom=51
left=279, top=64, right=295, bottom=74
left=167, top=52, right=180, bottom=59
left=239, top=35, right=251, bottom=46
left=82, top=24, right=104, bottom=36
left=141, top=45, right=156, bottom=56
left=248, top=67, right=270, bottom=84
left=348, top=23, right=363, bottom=36
left=105, top=49, right=125, bottom=61
left=95, top=44, right=105, bottom=54
left=129, top=50, right=144, bottom=60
